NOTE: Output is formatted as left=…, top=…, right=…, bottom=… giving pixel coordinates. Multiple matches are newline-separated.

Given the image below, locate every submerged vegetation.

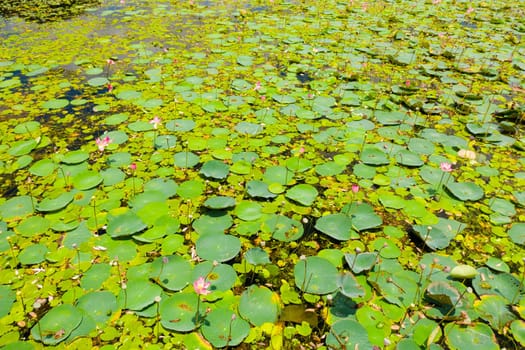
left=0, top=0, right=101, bottom=23
left=0, top=0, right=524, bottom=348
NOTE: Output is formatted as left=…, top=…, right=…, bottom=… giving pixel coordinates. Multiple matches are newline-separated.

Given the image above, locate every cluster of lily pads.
left=0, top=0, right=524, bottom=349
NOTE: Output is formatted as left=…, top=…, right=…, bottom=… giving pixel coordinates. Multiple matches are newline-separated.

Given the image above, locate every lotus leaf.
left=326, top=319, right=373, bottom=350
left=246, top=180, right=276, bottom=199
left=315, top=213, right=356, bottom=241
left=201, top=308, right=250, bottom=347
left=285, top=184, right=318, bottom=206
left=31, top=304, right=83, bottom=345
left=509, top=223, right=525, bottom=245
left=173, top=151, right=200, bottom=168
left=192, top=261, right=236, bottom=292
left=294, top=256, right=338, bottom=295
left=119, top=279, right=162, bottom=311
left=36, top=192, right=74, bottom=212
left=29, top=158, right=56, bottom=176
left=15, top=216, right=50, bottom=237
left=0, top=285, right=15, bottom=318
left=444, top=323, right=498, bottom=350
left=264, top=214, right=304, bottom=242
left=234, top=201, right=262, bottom=221
left=244, top=247, right=270, bottom=265
left=472, top=267, right=522, bottom=303
left=159, top=292, right=199, bottom=332
left=446, top=182, right=484, bottom=201
left=76, top=291, right=117, bottom=325
left=475, top=294, right=517, bottom=331
left=192, top=211, right=233, bottom=236
left=239, top=285, right=280, bottom=326
left=177, top=180, right=204, bottom=199
left=107, top=211, right=147, bottom=238
left=196, top=234, right=240, bottom=262
left=150, top=255, right=192, bottom=291
left=18, top=243, right=49, bottom=265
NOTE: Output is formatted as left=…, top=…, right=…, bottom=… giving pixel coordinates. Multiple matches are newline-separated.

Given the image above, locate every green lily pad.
left=345, top=252, right=378, bottom=274
left=395, top=149, right=424, bottom=167
left=42, top=98, right=69, bottom=109
left=446, top=182, right=484, bottom=201
left=509, top=223, right=525, bottom=245
left=36, top=192, right=74, bottom=212
left=0, top=195, right=34, bottom=220
left=18, top=243, right=48, bottom=265
left=264, top=214, right=304, bottom=242
left=72, top=170, right=103, bottom=190
left=177, top=180, right=204, bottom=199
left=245, top=247, right=271, bottom=265
left=0, top=285, right=15, bottom=318
left=196, top=234, right=240, bottom=262
left=160, top=292, right=199, bottom=332
left=119, top=279, right=162, bottom=311
left=165, top=119, right=196, bottom=132
left=315, top=213, right=356, bottom=241
left=360, top=146, right=390, bottom=165
left=472, top=267, right=522, bottom=303
left=294, top=256, right=339, bottom=295
left=235, top=121, right=263, bottom=135
left=31, top=304, right=83, bottom=345
left=200, top=160, right=230, bottom=179
left=61, top=150, right=89, bottom=165
left=173, top=151, right=200, bottom=168
left=154, top=135, right=177, bottom=149
left=246, top=180, right=277, bottom=199
left=239, top=285, right=280, bottom=326
left=203, top=196, right=236, bottom=209
left=201, top=308, right=250, bottom=347
left=475, top=294, right=516, bottom=331
left=8, top=139, right=37, bottom=156
left=150, top=255, right=192, bottom=291
left=15, top=216, right=50, bottom=237
left=326, top=319, right=373, bottom=349
left=76, top=291, right=117, bottom=326
left=234, top=201, right=262, bottom=221
left=192, top=211, right=233, bottom=235
left=192, top=261, right=237, bottom=292
left=412, top=218, right=465, bottom=250
left=29, top=158, right=56, bottom=177
left=107, top=211, right=147, bottom=238
left=285, top=184, right=318, bottom=206
left=444, top=323, right=498, bottom=350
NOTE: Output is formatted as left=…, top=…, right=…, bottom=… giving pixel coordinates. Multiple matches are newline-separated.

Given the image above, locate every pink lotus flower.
left=129, top=163, right=137, bottom=171
left=440, top=162, right=453, bottom=172
left=95, top=136, right=111, bottom=151
left=193, top=277, right=211, bottom=295
left=149, top=116, right=162, bottom=129
left=107, top=83, right=113, bottom=92
left=254, top=81, right=261, bottom=91
left=351, top=184, right=360, bottom=193
left=107, top=59, right=115, bottom=65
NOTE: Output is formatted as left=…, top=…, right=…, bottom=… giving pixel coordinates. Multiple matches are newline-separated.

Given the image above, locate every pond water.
left=0, top=0, right=524, bottom=349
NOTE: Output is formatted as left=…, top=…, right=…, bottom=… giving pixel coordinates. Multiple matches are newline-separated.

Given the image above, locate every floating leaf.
left=446, top=182, right=484, bottom=201
left=160, top=292, right=199, bottom=332
left=239, top=286, right=280, bottom=326
left=285, top=184, right=318, bottom=206
left=294, top=256, right=339, bottom=295
left=509, top=223, right=525, bottom=245
left=315, top=213, right=356, bottom=241
left=201, top=308, right=250, bottom=348
left=31, top=304, right=83, bottom=345
left=0, top=285, right=15, bottom=318
left=326, top=319, right=373, bottom=349
left=107, top=211, right=147, bottom=238
left=36, top=192, right=74, bottom=212
left=72, top=170, right=103, bottom=190
left=200, top=160, right=229, bottom=179
left=444, top=323, right=498, bottom=350
left=196, top=234, right=240, bottom=262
